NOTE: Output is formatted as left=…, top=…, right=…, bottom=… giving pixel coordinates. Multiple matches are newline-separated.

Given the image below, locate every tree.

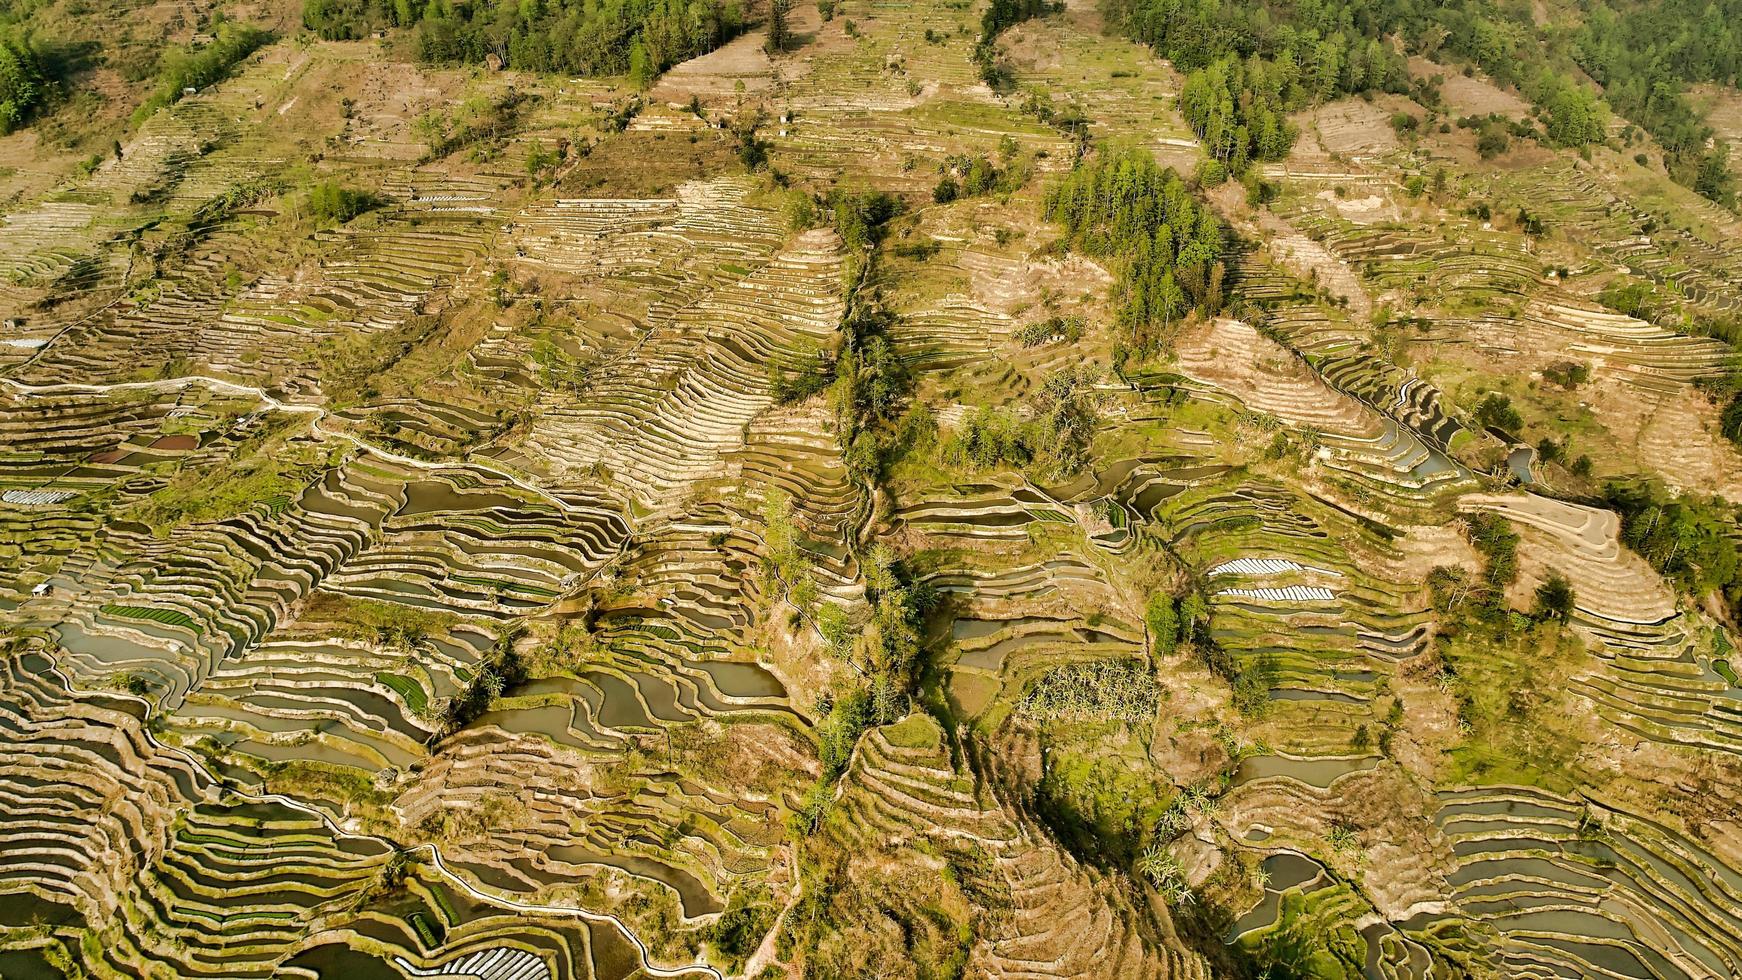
left=1543, top=84, right=1605, bottom=146
left=1145, top=592, right=1179, bottom=655
left=1695, top=143, right=1735, bottom=206
left=1177, top=592, right=1207, bottom=644
left=732, top=108, right=769, bottom=169
left=628, top=38, right=655, bottom=90
left=765, top=0, right=791, bottom=54
left=1533, top=572, right=1576, bottom=622
left=0, top=39, right=44, bottom=135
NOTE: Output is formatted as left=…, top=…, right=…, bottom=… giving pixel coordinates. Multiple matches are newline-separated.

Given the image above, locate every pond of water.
left=1235, top=754, right=1377, bottom=789
left=398, top=480, right=528, bottom=516
left=283, top=943, right=408, bottom=980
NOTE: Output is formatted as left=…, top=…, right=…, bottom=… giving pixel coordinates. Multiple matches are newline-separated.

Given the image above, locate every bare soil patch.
left=1294, top=96, right=1406, bottom=159
left=1409, top=56, right=1530, bottom=121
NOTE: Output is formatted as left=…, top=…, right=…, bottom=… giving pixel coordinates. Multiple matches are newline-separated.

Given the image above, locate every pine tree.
left=765, top=0, right=790, bottom=54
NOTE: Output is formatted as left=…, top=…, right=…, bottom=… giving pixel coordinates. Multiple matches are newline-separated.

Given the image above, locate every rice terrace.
left=5, top=0, right=1742, bottom=975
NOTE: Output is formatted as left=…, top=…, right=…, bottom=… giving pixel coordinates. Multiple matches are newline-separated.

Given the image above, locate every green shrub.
left=705, top=887, right=777, bottom=972
left=1472, top=392, right=1523, bottom=434
left=306, top=181, right=381, bottom=225
left=1232, top=651, right=1280, bottom=715
left=942, top=367, right=1099, bottom=478
left=1144, top=592, right=1179, bottom=654
left=1035, top=749, right=1170, bottom=867
left=1542, top=360, right=1590, bottom=389
left=768, top=344, right=835, bottom=403
left=0, top=39, right=46, bottom=134
left=1013, top=314, right=1084, bottom=347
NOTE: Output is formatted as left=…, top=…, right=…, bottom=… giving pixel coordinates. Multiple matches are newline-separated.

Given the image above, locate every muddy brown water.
left=283, top=943, right=407, bottom=980
left=1234, top=753, right=1378, bottom=788
left=398, top=480, right=528, bottom=516
left=0, top=948, right=70, bottom=980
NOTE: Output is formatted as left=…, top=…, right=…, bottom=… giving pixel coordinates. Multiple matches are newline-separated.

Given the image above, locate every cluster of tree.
left=1604, top=481, right=1742, bottom=613
left=789, top=182, right=941, bottom=834
left=794, top=548, right=934, bottom=831
left=702, top=886, right=777, bottom=974
left=1574, top=0, right=1739, bottom=202
left=305, top=181, right=382, bottom=224
left=1110, top=0, right=1410, bottom=170
left=0, top=37, right=45, bottom=135
left=829, top=187, right=902, bottom=255
left=1177, top=55, right=1298, bottom=170
left=1538, top=80, right=1605, bottom=148
left=1472, top=391, right=1523, bottom=435
left=1466, top=511, right=1519, bottom=594
left=134, top=21, right=271, bottom=123
left=768, top=341, right=835, bottom=403
left=850, top=545, right=935, bottom=696
left=1043, top=148, right=1225, bottom=350
left=1111, top=0, right=1407, bottom=85
left=1720, top=393, right=1742, bottom=452
left=764, top=186, right=925, bottom=489
left=1541, top=360, right=1590, bottom=389
left=1431, top=509, right=1582, bottom=635
left=1427, top=510, right=1518, bottom=627
left=304, top=0, right=746, bottom=84
left=1017, top=88, right=1091, bottom=149
left=980, top=0, right=1051, bottom=37
left=931, top=148, right=1028, bottom=203
left=1143, top=589, right=1207, bottom=657
left=1112, top=0, right=1740, bottom=198
left=1018, top=659, right=1160, bottom=723
left=1418, top=0, right=1728, bottom=196
left=941, top=366, right=1100, bottom=478
left=1456, top=113, right=1522, bottom=160
left=973, top=0, right=1055, bottom=89
left=437, top=627, right=527, bottom=734
left=1532, top=435, right=1592, bottom=478
left=414, top=89, right=527, bottom=161
left=831, top=312, right=912, bottom=485
left=1013, top=314, right=1084, bottom=347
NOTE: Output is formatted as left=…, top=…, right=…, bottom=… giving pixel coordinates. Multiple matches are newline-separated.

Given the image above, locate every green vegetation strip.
left=376, top=672, right=429, bottom=715
left=101, top=604, right=195, bottom=628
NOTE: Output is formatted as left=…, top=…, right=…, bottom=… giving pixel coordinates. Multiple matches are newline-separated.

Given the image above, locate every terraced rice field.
left=4, top=0, right=1742, bottom=976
